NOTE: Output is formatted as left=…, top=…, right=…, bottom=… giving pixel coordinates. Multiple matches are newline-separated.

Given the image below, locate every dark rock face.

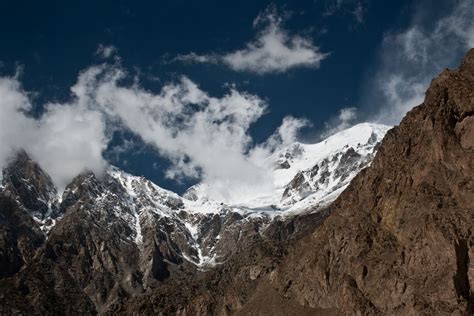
left=0, top=260, right=97, bottom=315
left=0, top=153, right=49, bottom=278
left=2, top=151, right=59, bottom=220
left=0, top=193, right=44, bottom=277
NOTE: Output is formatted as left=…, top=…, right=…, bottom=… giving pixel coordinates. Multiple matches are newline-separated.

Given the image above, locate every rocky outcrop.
left=0, top=259, right=97, bottom=315
left=281, top=144, right=375, bottom=205
left=0, top=192, right=44, bottom=278
left=2, top=151, right=59, bottom=221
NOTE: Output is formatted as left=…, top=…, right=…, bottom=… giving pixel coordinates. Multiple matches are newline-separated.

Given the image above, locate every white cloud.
left=0, top=64, right=308, bottom=202
left=320, top=107, right=357, bottom=138
left=366, top=0, right=474, bottom=125
left=175, top=7, right=328, bottom=74
left=262, top=116, right=310, bottom=150
left=0, top=77, right=35, bottom=169
left=0, top=75, right=108, bottom=192
left=95, top=44, right=117, bottom=59
left=30, top=103, right=108, bottom=191
left=247, top=115, right=309, bottom=176
left=84, top=66, right=300, bottom=202
left=174, top=52, right=217, bottom=64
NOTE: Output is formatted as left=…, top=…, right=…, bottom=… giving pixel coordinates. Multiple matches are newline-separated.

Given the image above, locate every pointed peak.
left=6, top=149, right=34, bottom=167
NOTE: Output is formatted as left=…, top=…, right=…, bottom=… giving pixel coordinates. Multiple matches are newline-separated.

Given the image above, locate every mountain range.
left=0, top=49, right=473, bottom=315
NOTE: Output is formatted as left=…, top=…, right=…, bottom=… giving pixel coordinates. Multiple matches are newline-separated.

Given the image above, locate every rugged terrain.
left=0, top=120, right=386, bottom=313
left=114, top=49, right=474, bottom=314
left=0, top=49, right=473, bottom=315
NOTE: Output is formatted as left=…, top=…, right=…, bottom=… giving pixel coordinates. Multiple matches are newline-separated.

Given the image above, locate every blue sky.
left=0, top=0, right=472, bottom=194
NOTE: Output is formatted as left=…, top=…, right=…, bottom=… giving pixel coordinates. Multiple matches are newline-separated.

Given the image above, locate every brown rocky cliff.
left=267, top=49, right=474, bottom=314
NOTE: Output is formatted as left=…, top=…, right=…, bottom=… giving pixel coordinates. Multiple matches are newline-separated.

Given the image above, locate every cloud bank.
left=366, top=0, right=474, bottom=125
left=175, top=7, right=328, bottom=74
left=0, top=64, right=307, bottom=202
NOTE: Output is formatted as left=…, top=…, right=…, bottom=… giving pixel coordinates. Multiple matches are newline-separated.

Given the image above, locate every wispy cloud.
left=351, top=2, right=366, bottom=24
left=364, top=0, right=474, bottom=125
left=175, top=6, right=329, bottom=74
left=95, top=44, right=117, bottom=59
left=320, top=107, right=357, bottom=138
left=174, top=52, right=216, bottom=64
left=322, top=0, right=368, bottom=25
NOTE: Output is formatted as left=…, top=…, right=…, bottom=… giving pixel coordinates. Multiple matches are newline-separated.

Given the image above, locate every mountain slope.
left=187, top=122, right=389, bottom=213
left=0, top=120, right=388, bottom=313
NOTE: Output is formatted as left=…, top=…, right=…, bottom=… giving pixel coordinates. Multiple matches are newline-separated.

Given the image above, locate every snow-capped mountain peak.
left=187, top=122, right=390, bottom=215
left=0, top=122, right=390, bottom=270
left=270, top=122, right=390, bottom=213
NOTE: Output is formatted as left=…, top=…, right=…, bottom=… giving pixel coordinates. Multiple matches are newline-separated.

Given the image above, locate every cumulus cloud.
left=365, top=0, right=474, bottom=125
left=175, top=7, right=328, bottom=74
left=85, top=66, right=307, bottom=202
left=0, top=64, right=307, bottom=202
left=0, top=77, right=34, bottom=169
left=30, top=104, right=108, bottom=191
left=320, top=107, right=357, bottom=138
left=0, top=75, right=108, bottom=192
